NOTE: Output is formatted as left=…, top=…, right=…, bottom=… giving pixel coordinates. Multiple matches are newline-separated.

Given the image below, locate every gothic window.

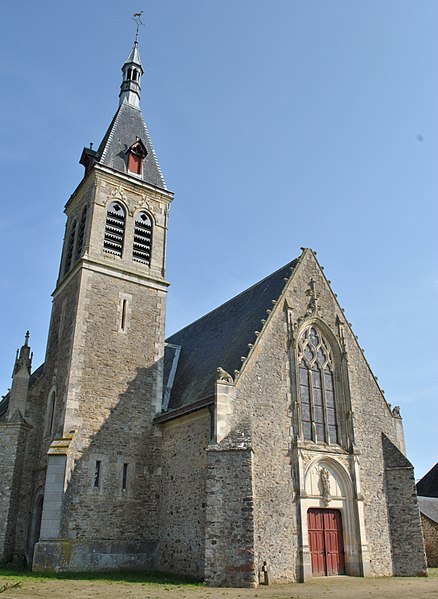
left=104, top=201, right=126, bottom=257
left=298, top=326, right=338, bottom=445
left=133, top=211, right=152, bottom=265
left=64, top=219, right=77, bottom=275
left=127, top=140, right=147, bottom=175
left=75, top=205, right=87, bottom=261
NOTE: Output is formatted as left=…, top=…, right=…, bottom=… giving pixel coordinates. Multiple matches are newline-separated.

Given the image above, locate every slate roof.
left=93, top=101, right=166, bottom=189
left=416, top=463, right=438, bottom=498
left=164, top=259, right=298, bottom=412
left=417, top=496, right=438, bottom=525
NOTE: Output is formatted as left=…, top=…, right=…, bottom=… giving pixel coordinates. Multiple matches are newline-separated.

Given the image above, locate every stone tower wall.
left=33, top=168, right=171, bottom=571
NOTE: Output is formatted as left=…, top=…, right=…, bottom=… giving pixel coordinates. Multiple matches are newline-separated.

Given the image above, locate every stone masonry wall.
left=159, top=410, right=210, bottom=579
left=421, top=515, right=438, bottom=568
left=0, top=423, right=30, bottom=560
left=33, top=169, right=171, bottom=571
left=205, top=445, right=256, bottom=587
left=232, top=303, right=299, bottom=583
left=59, top=268, right=165, bottom=547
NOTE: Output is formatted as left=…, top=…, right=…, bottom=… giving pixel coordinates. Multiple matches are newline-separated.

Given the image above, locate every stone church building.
left=0, top=38, right=427, bottom=586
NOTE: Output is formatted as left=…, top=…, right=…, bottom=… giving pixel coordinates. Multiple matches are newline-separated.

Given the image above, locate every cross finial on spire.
left=24, top=330, right=30, bottom=346
left=133, top=11, right=144, bottom=43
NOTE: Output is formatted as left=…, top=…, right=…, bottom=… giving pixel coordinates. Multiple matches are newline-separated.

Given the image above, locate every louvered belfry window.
left=64, top=220, right=77, bottom=275
left=133, top=211, right=152, bottom=265
left=75, top=206, right=87, bottom=261
left=298, top=326, right=338, bottom=445
left=104, top=202, right=126, bottom=257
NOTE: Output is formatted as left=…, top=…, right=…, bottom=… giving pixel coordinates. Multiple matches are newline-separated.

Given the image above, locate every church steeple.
left=119, top=38, right=144, bottom=109
left=79, top=35, right=166, bottom=189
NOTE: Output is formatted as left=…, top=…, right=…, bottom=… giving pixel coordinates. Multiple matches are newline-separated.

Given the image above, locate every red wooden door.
left=308, top=508, right=345, bottom=576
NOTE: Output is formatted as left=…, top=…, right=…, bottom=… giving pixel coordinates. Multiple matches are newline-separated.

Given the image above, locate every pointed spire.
left=119, top=38, right=144, bottom=109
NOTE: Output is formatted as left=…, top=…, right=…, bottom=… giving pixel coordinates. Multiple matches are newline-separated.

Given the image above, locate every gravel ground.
left=0, top=573, right=437, bottom=599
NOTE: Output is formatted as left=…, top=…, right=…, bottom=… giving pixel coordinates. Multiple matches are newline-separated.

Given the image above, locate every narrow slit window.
left=75, top=206, right=87, bottom=261
left=64, top=220, right=77, bottom=275
left=121, top=299, right=127, bottom=331
left=133, top=211, right=152, bottom=265
left=104, top=202, right=126, bottom=257
left=47, top=391, right=56, bottom=436
left=122, top=463, right=128, bottom=491
left=94, top=461, right=101, bottom=488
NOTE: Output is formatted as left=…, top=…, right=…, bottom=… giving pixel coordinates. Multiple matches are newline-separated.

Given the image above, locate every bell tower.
left=33, top=36, right=173, bottom=571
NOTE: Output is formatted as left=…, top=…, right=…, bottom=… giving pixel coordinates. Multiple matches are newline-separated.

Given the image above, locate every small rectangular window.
left=94, top=460, right=101, bottom=488
left=122, top=463, right=129, bottom=491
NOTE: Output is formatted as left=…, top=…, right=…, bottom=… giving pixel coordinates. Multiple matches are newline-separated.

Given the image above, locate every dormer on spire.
left=119, top=40, right=144, bottom=109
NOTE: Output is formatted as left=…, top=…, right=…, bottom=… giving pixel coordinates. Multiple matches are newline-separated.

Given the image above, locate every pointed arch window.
left=133, top=211, right=152, bottom=265
left=64, top=219, right=77, bottom=275
left=298, top=326, right=338, bottom=445
left=104, top=201, right=126, bottom=257
left=75, top=205, right=88, bottom=261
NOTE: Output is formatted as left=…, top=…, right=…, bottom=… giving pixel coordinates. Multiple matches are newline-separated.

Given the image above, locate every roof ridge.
left=167, top=259, right=298, bottom=341
left=99, top=103, right=124, bottom=163
left=139, top=110, right=167, bottom=189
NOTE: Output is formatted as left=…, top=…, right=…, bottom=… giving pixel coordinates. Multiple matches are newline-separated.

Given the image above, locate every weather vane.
left=133, top=11, right=145, bottom=42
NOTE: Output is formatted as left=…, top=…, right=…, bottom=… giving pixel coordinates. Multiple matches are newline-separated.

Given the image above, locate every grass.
left=0, top=566, right=203, bottom=587
left=429, top=568, right=438, bottom=578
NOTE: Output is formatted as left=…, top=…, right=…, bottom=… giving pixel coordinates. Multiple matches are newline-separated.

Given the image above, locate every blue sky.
left=0, top=2, right=436, bottom=479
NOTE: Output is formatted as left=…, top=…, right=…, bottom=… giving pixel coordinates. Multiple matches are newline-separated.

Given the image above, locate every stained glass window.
left=298, top=326, right=339, bottom=445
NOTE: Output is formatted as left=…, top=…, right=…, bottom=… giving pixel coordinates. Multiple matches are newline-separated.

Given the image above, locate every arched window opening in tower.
left=133, top=211, right=152, bottom=265
left=127, top=68, right=132, bottom=80
left=75, top=205, right=87, bottom=261
left=132, top=70, right=137, bottom=81
left=64, top=220, right=77, bottom=275
left=298, top=326, right=339, bottom=445
left=104, top=202, right=126, bottom=257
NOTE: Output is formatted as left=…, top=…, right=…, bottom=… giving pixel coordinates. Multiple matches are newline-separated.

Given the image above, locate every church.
left=0, top=35, right=427, bottom=587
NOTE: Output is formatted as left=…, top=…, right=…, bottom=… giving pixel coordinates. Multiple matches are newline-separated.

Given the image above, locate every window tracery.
left=298, top=326, right=338, bottom=445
